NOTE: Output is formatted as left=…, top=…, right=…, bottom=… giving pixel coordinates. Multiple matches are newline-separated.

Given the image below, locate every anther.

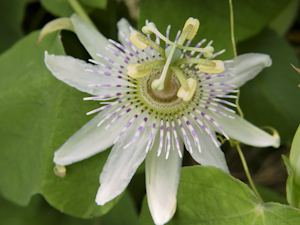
left=129, top=30, right=166, bottom=58
left=127, top=60, right=166, bottom=78
left=183, top=17, right=200, bottom=40
left=129, top=30, right=149, bottom=50
left=177, top=78, right=197, bottom=101
left=198, top=60, right=225, bottom=74
left=128, top=64, right=151, bottom=78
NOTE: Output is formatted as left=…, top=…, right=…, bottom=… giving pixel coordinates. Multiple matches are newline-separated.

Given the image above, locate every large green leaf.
left=0, top=31, right=116, bottom=217
left=139, top=0, right=290, bottom=59
left=0, top=0, right=34, bottom=53
left=238, top=29, right=300, bottom=145
left=284, top=126, right=300, bottom=208
left=140, top=166, right=300, bottom=224
left=40, top=0, right=107, bottom=17
left=0, top=191, right=140, bottom=225
left=0, top=194, right=93, bottom=225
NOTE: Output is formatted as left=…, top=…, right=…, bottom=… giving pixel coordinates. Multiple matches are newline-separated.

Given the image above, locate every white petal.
left=45, top=52, right=134, bottom=95
left=214, top=53, right=272, bottom=87
left=186, top=115, right=229, bottom=173
left=117, top=18, right=132, bottom=48
left=181, top=114, right=229, bottom=173
left=146, top=132, right=183, bottom=225
left=208, top=109, right=280, bottom=148
left=96, top=110, right=152, bottom=205
left=54, top=102, right=127, bottom=166
left=71, top=14, right=122, bottom=64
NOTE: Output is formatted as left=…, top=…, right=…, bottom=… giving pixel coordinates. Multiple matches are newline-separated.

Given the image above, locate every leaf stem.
left=236, top=143, right=263, bottom=202
left=68, top=0, right=97, bottom=28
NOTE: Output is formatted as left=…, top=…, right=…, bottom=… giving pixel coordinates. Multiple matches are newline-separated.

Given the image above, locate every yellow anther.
left=183, top=17, right=200, bottom=40
left=53, top=164, right=66, bottom=178
left=198, top=60, right=225, bottom=74
left=177, top=78, right=197, bottom=101
left=129, top=30, right=149, bottom=50
left=127, top=64, right=151, bottom=78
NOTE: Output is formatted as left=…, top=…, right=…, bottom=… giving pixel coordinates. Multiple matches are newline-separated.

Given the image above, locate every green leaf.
left=40, top=0, right=107, bottom=17
left=0, top=31, right=116, bottom=217
left=256, top=186, right=287, bottom=204
left=0, top=194, right=93, bottom=225
left=139, top=0, right=291, bottom=59
left=0, top=191, right=140, bottom=225
left=269, top=0, right=299, bottom=36
left=0, top=0, right=34, bottom=53
left=140, top=166, right=300, bottom=224
left=289, top=126, right=300, bottom=180
left=285, top=126, right=300, bottom=208
left=238, top=29, right=300, bottom=145
left=100, top=192, right=141, bottom=225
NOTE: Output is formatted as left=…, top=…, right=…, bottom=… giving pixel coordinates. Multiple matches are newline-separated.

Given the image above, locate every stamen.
left=142, top=22, right=174, bottom=47
left=182, top=17, right=200, bottom=40
left=174, top=58, right=216, bottom=67
left=127, top=60, right=166, bottom=78
left=129, top=30, right=166, bottom=58
left=129, top=30, right=149, bottom=50
left=199, top=60, right=225, bottom=74
left=188, top=39, right=206, bottom=58
left=177, top=77, right=197, bottom=101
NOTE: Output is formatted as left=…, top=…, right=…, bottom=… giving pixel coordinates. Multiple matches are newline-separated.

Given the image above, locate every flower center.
left=137, top=68, right=186, bottom=114
left=128, top=17, right=225, bottom=103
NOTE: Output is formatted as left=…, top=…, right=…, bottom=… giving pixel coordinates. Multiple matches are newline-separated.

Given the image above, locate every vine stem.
left=68, top=0, right=97, bottom=28
left=228, top=0, right=261, bottom=202
left=236, top=144, right=263, bottom=202
left=229, top=0, right=237, bottom=58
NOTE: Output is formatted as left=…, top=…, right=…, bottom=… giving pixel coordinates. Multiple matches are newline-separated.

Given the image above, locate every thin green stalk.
left=229, top=0, right=244, bottom=118
left=229, top=0, right=237, bottom=58
left=68, top=0, right=97, bottom=28
left=235, top=89, right=244, bottom=118
left=236, top=144, right=263, bottom=202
